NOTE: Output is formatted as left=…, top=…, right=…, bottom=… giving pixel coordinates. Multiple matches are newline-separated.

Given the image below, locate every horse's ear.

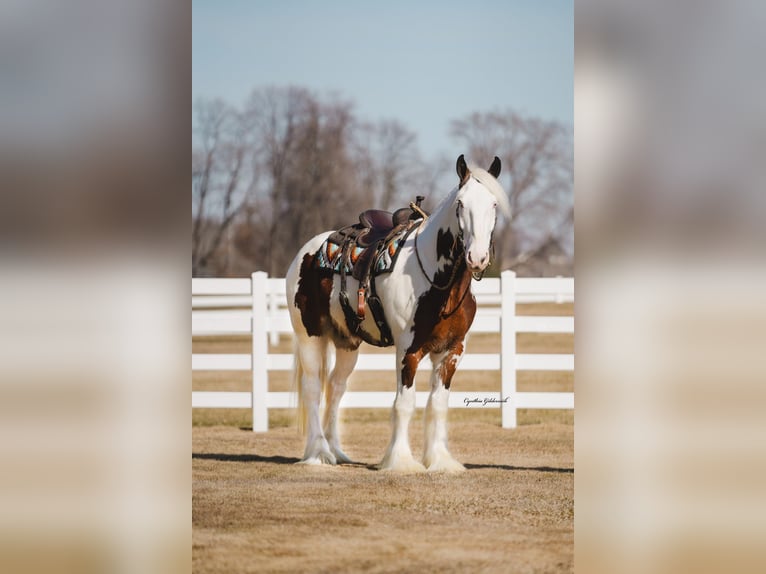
left=456, top=154, right=470, bottom=184
left=488, top=156, right=501, bottom=178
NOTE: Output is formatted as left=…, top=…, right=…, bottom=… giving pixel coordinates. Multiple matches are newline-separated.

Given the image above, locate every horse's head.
left=454, top=154, right=511, bottom=273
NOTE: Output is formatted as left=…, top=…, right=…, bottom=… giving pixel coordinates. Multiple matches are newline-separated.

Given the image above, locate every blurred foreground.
left=576, top=1, right=766, bottom=572
left=0, top=1, right=189, bottom=573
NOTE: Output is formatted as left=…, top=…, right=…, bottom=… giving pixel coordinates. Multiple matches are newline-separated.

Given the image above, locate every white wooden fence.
left=192, top=270, right=574, bottom=431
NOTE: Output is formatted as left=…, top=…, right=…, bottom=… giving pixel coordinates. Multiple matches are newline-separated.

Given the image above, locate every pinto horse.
left=285, top=155, right=510, bottom=471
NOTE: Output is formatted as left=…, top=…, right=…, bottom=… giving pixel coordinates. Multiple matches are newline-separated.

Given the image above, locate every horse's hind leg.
left=296, top=335, right=336, bottom=465
left=322, top=346, right=358, bottom=463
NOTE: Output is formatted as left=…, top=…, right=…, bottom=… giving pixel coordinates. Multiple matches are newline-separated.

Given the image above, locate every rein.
left=413, top=222, right=462, bottom=291
left=413, top=203, right=493, bottom=319
left=413, top=203, right=493, bottom=290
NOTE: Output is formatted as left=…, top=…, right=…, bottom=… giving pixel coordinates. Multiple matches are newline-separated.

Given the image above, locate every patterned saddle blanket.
left=310, top=201, right=426, bottom=344
left=315, top=227, right=411, bottom=281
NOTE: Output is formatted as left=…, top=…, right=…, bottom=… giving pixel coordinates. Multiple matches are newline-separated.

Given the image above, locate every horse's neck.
left=416, top=188, right=461, bottom=270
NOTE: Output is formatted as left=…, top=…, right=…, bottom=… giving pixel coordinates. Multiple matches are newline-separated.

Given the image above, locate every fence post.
left=251, top=271, right=269, bottom=432
left=501, top=270, right=517, bottom=428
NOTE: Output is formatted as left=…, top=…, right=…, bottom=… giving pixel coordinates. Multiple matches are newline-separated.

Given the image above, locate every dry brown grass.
left=193, top=420, right=573, bottom=573
left=192, top=301, right=573, bottom=573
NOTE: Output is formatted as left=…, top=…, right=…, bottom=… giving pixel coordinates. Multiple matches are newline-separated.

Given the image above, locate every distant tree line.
left=192, top=87, right=572, bottom=277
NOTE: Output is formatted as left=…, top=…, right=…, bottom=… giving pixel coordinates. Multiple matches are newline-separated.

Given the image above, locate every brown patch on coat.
left=438, top=340, right=464, bottom=388
left=330, top=317, right=362, bottom=351
left=401, top=246, right=476, bottom=389
left=294, top=252, right=361, bottom=350
left=401, top=351, right=423, bottom=389
left=294, top=253, right=333, bottom=337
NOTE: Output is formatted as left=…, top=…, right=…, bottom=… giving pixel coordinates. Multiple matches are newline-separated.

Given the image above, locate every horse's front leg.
left=378, top=346, right=426, bottom=472
left=423, top=345, right=466, bottom=472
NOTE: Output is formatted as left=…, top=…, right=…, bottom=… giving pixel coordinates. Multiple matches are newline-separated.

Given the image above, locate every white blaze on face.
left=457, top=180, right=498, bottom=272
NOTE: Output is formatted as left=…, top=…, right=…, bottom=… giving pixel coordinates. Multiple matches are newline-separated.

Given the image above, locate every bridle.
left=413, top=196, right=497, bottom=300
left=455, top=199, right=498, bottom=283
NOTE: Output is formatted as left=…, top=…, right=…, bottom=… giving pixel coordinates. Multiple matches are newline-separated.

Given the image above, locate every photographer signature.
left=463, top=396, right=510, bottom=406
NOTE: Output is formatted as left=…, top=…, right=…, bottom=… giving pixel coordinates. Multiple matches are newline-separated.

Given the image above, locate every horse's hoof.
left=299, top=436, right=338, bottom=465
left=423, top=453, right=466, bottom=473
left=330, top=447, right=353, bottom=464
left=298, top=449, right=337, bottom=466
left=297, top=454, right=336, bottom=466
left=378, top=454, right=427, bottom=473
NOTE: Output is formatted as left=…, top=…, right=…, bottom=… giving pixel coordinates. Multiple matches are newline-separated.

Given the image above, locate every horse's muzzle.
left=466, top=251, right=490, bottom=272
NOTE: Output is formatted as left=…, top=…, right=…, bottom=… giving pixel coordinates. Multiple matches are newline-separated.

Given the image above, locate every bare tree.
left=192, top=98, right=253, bottom=275
left=192, top=92, right=572, bottom=279
left=351, top=119, right=443, bottom=212
left=243, top=87, right=313, bottom=275
left=451, top=111, right=573, bottom=273
left=235, top=88, right=374, bottom=276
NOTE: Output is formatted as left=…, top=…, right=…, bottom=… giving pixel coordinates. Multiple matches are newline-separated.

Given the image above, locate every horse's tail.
left=293, top=339, right=304, bottom=433
left=294, top=338, right=329, bottom=436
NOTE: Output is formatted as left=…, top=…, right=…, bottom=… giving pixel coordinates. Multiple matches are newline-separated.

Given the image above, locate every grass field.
left=192, top=302, right=573, bottom=573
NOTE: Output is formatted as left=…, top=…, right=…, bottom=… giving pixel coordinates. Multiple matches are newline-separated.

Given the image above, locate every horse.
left=285, top=154, right=511, bottom=471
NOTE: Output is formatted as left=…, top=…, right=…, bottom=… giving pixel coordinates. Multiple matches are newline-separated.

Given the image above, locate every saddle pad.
left=315, top=228, right=409, bottom=277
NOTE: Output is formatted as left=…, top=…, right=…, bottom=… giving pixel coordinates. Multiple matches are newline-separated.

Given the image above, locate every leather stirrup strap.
left=357, top=288, right=366, bottom=319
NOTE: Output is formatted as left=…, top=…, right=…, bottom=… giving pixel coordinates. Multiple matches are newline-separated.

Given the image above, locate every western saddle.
left=328, top=196, right=427, bottom=346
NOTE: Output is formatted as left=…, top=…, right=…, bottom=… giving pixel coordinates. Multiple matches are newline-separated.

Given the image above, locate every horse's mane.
left=431, top=163, right=511, bottom=220
left=467, top=164, right=512, bottom=218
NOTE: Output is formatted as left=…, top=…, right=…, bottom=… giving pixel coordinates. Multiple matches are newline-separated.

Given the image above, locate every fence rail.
left=192, top=271, right=574, bottom=431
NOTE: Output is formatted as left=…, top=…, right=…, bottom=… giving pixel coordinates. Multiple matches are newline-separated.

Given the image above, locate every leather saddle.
left=328, top=206, right=420, bottom=282
left=328, top=197, right=427, bottom=346
left=356, top=207, right=413, bottom=247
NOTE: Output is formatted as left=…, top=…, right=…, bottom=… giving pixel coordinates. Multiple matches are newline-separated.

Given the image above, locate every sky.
left=192, top=0, right=572, bottom=159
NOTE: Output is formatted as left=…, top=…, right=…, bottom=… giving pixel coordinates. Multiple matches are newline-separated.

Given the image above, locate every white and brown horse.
left=285, top=155, right=510, bottom=471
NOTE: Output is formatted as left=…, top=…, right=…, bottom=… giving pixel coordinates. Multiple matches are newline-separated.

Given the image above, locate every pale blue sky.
left=193, top=0, right=572, bottom=158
